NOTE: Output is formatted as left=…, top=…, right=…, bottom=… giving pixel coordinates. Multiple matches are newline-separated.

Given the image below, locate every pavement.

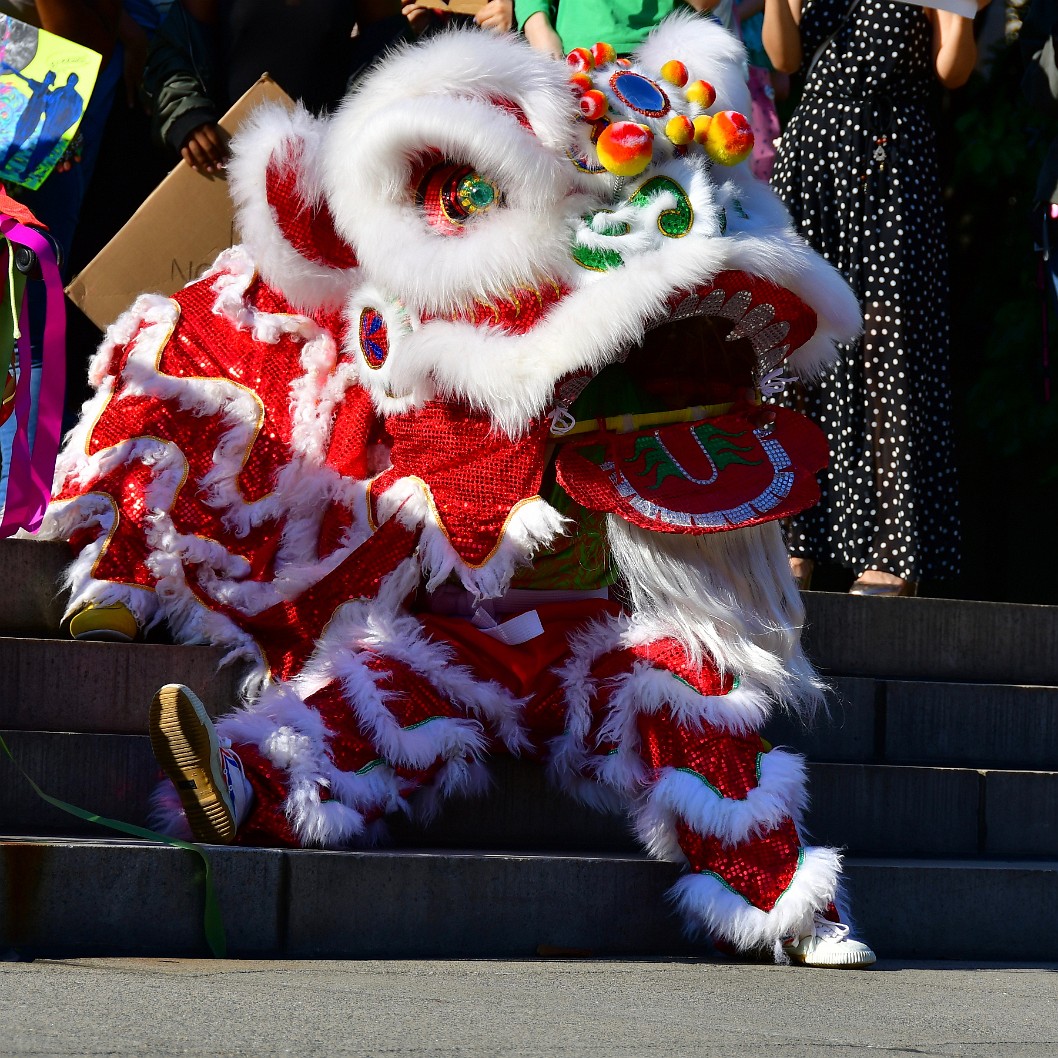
left=2, top=957, right=1057, bottom=1057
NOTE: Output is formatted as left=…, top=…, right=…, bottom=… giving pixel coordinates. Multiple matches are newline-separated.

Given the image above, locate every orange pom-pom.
left=569, top=71, right=593, bottom=94
left=703, top=110, right=754, bottom=165
left=566, top=47, right=595, bottom=73
left=692, top=115, right=712, bottom=144
left=660, top=60, right=689, bottom=88
left=579, top=89, right=609, bottom=121
left=591, top=42, right=617, bottom=66
left=596, top=121, right=655, bottom=177
left=686, top=79, right=716, bottom=108
left=664, top=114, right=695, bottom=146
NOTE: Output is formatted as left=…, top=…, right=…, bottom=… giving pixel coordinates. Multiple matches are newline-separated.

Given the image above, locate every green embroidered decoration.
left=628, top=176, right=693, bottom=238
left=571, top=210, right=629, bottom=272
left=629, top=421, right=760, bottom=490
left=571, top=178, right=693, bottom=271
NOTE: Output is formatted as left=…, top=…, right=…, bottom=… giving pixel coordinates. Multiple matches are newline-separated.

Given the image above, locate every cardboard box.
left=447, top=1, right=486, bottom=13
left=67, top=74, right=294, bottom=330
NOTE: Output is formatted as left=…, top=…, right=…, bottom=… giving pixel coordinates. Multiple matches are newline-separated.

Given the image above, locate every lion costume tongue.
left=555, top=406, right=828, bottom=534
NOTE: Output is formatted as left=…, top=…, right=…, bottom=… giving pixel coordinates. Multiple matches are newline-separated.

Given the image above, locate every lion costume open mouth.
left=551, top=270, right=829, bottom=534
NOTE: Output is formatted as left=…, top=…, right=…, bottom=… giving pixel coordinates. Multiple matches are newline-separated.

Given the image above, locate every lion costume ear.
left=227, top=102, right=359, bottom=310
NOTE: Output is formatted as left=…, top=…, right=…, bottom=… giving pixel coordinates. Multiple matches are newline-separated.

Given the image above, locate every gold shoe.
left=68, top=601, right=140, bottom=642
left=149, top=684, right=237, bottom=845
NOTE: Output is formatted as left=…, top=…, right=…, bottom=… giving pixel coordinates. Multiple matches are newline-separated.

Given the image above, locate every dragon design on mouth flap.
left=39, top=16, right=873, bottom=964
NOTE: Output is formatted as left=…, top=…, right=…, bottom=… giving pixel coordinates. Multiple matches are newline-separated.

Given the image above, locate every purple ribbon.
left=0, top=216, right=65, bottom=536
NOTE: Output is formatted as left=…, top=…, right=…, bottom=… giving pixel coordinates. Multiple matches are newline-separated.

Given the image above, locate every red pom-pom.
left=590, top=42, right=617, bottom=66
left=579, top=89, right=609, bottom=121
left=566, top=47, right=595, bottom=73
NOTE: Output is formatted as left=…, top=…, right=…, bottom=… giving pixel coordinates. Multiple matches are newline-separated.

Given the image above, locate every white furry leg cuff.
left=669, top=845, right=842, bottom=961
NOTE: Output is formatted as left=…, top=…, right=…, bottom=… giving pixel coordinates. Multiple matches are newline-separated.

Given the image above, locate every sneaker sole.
left=785, top=949, right=878, bottom=968
left=149, top=684, right=235, bottom=845
left=71, top=628, right=136, bottom=643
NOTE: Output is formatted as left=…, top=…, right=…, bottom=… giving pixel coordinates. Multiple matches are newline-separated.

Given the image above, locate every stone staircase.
left=3, top=538, right=1057, bottom=961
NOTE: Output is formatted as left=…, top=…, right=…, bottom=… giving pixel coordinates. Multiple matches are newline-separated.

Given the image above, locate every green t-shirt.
left=516, top=0, right=697, bottom=56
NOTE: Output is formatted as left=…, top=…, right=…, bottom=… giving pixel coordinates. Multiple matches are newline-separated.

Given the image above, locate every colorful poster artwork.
left=0, top=15, right=101, bottom=191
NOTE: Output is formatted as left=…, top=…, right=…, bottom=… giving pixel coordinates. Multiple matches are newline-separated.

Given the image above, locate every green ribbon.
left=0, top=731, right=227, bottom=957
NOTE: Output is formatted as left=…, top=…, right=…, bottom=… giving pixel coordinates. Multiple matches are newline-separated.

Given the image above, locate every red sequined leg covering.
left=639, top=711, right=804, bottom=914
left=225, top=645, right=494, bottom=848
left=553, top=626, right=841, bottom=953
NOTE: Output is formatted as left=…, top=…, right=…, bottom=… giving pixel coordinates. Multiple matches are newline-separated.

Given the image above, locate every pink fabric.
left=0, top=217, right=65, bottom=536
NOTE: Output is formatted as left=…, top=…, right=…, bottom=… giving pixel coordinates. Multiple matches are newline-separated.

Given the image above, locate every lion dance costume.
left=40, top=17, right=875, bottom=965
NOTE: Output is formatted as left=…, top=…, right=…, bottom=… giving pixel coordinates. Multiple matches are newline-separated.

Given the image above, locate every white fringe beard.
left=605, top=516, right=825, bottom=716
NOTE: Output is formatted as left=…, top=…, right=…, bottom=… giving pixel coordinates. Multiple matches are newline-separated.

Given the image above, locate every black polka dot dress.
left=771, top=0, right=960, bottom=582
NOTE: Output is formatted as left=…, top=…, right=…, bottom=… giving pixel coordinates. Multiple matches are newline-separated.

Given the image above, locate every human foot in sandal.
left=849, top=570, right=917, bottom=597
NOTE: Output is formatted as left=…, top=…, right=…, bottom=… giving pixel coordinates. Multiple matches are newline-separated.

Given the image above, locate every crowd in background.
left=0, top=0, right=1052, bottom=602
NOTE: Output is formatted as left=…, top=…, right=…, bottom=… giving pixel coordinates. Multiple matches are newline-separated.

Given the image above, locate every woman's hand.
left=401, top=3, right=435, bottom=37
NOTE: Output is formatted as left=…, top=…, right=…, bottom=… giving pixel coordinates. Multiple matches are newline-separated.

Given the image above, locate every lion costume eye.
left=412, top=154, right=502, bottom=236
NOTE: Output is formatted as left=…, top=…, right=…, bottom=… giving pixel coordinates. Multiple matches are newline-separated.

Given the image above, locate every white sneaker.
left=782, top=913, right=877, bottom=968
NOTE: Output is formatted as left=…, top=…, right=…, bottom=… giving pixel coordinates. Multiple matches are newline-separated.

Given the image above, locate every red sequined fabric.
left=677, top=817, right=803, bottom=912
left=232, top=742, right=300, bottom=848
left=187, top=516, right=419, bottom=682
left=638, top=707, right=764, bottom=800
left=58, top=277, right=318, bottom=586
left=306, top=681, right=388, bottom=774
left=420, top=280, right=569, bottom=336
left=628, top=639, right=734, bottom=697
left=56, top=275, right=372, bottom=601
left=370, top=402, right=551, bottom=568
left=229, top=601, right=806, bottom=915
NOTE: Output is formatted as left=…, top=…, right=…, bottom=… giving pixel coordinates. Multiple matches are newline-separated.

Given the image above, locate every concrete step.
left=7, top=536, right=1058, bottom=688
left=2, top=836, right=1057, bottom=961
left=802, top=591, right=1058, bottom=685
left=7, top=733, right=1058, bottom=859
left=0, top=538, right=70, bottom=636
left=769, top=676, right=1058, bottom=770
left=8, top=638, right=1058, bottom=776
left=0, top=638, right=238, bottom=734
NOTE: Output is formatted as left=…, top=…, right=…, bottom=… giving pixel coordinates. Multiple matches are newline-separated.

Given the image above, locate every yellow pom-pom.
left=664, top=114, right=695, bottom=146
left=703, top=110, right=754, bottom=165
left=596, top=121, right=655, bottom=177
left=692, top=115, right=713, bottom=144
left=686, top=79, right=716, bottom=108
left=660, top=60, right=689, bottom=88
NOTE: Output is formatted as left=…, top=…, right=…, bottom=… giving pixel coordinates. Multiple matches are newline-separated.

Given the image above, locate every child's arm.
left=518, top=2, right=562, bottom=58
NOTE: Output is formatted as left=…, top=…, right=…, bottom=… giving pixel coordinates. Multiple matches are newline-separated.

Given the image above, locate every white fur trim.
left=670, top=844, right=843, bottom=959
left=634, top=747, right=809, bottom=853
left=376, top=477, right=568, bottom=599
left=608, top=517, right=825, bottom=716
